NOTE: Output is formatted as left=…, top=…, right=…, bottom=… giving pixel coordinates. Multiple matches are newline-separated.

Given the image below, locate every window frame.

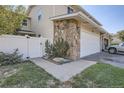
left=38, top=14, right=42, bottom=21
left=22, top=19, right=28, bottom=26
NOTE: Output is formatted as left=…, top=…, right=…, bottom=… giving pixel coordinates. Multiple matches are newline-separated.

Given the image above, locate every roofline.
left=70, top=5, right=102, bottom=26
left=50, top=12, right=108, bottom=34
left=49, top=12, right=79, bottom=20
left=27, top=5, right=102, bottom=26
left=27, top=5, right=109, bottom=34
left=27, top=5, right=36, bottom=15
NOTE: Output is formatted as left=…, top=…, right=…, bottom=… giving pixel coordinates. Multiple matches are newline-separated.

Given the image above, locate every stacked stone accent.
left=54, top=19, right=80, bottom=60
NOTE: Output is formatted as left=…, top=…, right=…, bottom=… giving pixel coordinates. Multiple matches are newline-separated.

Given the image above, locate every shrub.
left=0, top=49, right=24, bottom=66
left=110, top=43, right=119, bottom=45
left=52, top=38, right=69, bottom=57
left=45, top=38, right=70, bottom=58
left=45, top=40, right=53, bottom=58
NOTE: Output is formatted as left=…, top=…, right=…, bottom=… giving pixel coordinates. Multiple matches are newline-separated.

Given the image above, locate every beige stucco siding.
left=28, top=5, right=69, bottom=43
left=29, top=5, right=54, bottom=43
left=54, top=5, right=79, bottom=16
left=54, top=5, right=68, bottom=16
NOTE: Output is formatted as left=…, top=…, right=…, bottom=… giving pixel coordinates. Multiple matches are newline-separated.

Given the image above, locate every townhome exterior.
left=18, top=5, right=111, bottom=60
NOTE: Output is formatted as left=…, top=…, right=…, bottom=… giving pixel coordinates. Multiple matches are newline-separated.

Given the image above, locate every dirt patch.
left=0, top=66, right=20, bottom=79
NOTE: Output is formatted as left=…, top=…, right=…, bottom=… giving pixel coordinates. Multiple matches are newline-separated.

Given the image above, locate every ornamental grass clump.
left=45, top=38, right=69, bottom=58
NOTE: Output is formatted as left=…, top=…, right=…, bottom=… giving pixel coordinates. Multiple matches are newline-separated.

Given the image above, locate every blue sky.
left=83, top=5, right=124, bottom=34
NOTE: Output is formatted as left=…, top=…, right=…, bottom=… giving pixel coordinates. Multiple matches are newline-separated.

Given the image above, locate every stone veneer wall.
left=54, top=19, right=80, bottom=60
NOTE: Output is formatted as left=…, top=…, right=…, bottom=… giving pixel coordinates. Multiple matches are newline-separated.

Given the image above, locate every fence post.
left=26, top=35, right=30, bottom=59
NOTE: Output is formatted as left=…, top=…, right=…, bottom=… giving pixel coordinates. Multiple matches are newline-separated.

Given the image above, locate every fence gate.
left=0, top=35, right=45, bottom=58
left=28, top=36, right=42, bottom=58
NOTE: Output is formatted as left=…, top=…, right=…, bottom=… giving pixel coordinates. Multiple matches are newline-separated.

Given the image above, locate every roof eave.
left=71, top=5, right=102, bottom=26
left=50, top=12, right=108, bottom=34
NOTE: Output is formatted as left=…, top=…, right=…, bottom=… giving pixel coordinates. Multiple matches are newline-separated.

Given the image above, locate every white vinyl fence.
left=0, top=35, right=47, bottom=59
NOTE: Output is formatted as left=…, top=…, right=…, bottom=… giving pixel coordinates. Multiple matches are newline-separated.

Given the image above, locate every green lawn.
left=71, top=63, right=124, bottom=88
left=1, top=61, right=124, bottom=88
left=0, top=62, right=60, bottom=88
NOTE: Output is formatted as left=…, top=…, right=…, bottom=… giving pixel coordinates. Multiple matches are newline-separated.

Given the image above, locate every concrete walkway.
left=30, top=58, right=96, bottom=82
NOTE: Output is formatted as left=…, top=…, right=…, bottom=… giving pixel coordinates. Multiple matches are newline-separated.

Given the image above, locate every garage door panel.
left=80, top=31, right=100, bottom=58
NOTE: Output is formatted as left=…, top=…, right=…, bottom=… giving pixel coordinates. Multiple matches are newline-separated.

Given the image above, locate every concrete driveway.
left=83, top=52, right=124, bottom=68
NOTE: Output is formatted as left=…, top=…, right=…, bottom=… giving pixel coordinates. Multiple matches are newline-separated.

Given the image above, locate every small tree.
left=117, top=30, right=124, bottom=41
left=0, top=5, right=26, bottom=35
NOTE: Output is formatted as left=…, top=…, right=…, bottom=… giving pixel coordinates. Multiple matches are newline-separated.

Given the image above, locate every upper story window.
left=22, top=19, right=28, bottom=26
left=67, top=7, right=74, bottom=14
left=38, top=14, right=42, bottom=21
left=37, top=10, right=42, bottom=22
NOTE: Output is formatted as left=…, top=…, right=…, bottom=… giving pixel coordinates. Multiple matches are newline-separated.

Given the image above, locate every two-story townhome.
left=18, top=5, right=111, bottom=60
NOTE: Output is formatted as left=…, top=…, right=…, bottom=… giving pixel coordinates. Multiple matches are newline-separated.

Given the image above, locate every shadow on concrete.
left=82, top=52, right=124, bottom=62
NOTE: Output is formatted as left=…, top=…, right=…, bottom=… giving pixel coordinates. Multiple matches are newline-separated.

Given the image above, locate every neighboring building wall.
left=54, top=19, right=80, bottom=60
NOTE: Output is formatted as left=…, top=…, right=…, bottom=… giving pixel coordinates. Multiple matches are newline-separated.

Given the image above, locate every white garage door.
left=80, top=31, right=100, bottom=58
